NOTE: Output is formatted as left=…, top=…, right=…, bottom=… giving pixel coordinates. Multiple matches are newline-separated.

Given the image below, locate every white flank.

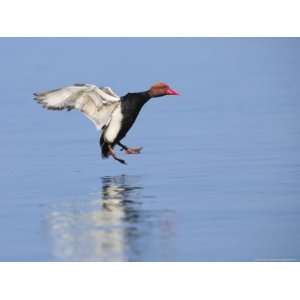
left=104, top=105, right=123, bottom=143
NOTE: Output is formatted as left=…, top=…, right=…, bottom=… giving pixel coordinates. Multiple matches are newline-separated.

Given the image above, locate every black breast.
left=115, top=91, right=150, bottom=143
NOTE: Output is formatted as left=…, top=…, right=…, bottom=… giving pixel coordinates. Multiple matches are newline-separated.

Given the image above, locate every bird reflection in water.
left=48, top=175, right=146, bottom=261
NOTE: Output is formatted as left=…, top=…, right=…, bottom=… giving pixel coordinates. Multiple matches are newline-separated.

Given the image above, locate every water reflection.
left=48, top=175, right=146, bottom=261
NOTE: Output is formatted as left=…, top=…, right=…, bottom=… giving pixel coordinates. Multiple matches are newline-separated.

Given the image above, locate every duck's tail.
left=100, top=134, right=110, bottom=159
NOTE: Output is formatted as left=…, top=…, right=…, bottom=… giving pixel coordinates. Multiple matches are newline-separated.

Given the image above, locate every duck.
left=34, top=82, right=179, bottom=164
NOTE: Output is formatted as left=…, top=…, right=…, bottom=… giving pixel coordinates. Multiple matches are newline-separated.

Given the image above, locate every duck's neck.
left=123, top=91, right=151, bottom=105
left=120, top=91, right=151, bottom=117
left=138, top=91, right=152, bottom=103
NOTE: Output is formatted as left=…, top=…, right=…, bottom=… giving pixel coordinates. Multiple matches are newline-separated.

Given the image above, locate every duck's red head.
left=148, top=82, right=180, bottom=98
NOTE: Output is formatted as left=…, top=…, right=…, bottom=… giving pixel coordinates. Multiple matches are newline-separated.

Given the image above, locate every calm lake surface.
left=0, top=38, right=300, bottom=261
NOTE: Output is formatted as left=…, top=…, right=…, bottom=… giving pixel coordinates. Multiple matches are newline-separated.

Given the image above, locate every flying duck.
left=33, top=82, right=179, bottom=164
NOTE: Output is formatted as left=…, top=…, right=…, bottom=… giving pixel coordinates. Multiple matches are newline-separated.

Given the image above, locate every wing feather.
left=33, top=84, right=121, bottom=130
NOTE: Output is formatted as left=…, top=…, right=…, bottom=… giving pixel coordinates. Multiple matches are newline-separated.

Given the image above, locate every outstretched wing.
left=33, top=84, right=121, bottom=130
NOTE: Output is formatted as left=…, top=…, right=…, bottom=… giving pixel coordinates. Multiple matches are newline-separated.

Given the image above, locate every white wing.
left=100, top=86, right=120, bottom=98
left=33, top=84, right=121, bottom=130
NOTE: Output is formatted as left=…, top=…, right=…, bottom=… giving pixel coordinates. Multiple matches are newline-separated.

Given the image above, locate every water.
left=0, top=38, right=300, bottom=261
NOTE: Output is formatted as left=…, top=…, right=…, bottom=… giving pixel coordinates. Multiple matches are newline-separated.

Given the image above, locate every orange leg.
left=108, top=145, right=126, bottom=165
left=118, top=142, right=143, bottom=155
left=125, top=147, right=143, bottom=155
